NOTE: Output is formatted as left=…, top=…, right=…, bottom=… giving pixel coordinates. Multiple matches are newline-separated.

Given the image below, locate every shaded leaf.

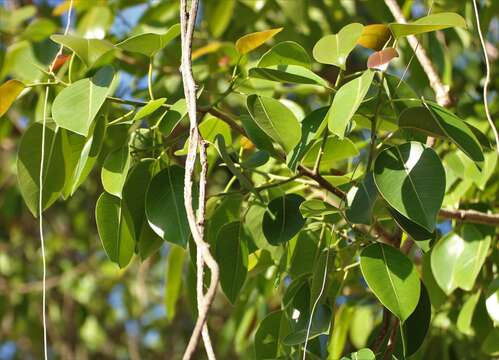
left=258, top=41, right=311, bottom=69
left=165, top=245, right=185, bottom=322
left=254, top=310, right=290, bottom=359
left=400, top=284, right=431, bottom=357
left=346, top=173, right=377, bottom=225
left=263, top=194, right=305, bottom=245
left=101, top=145, right=131, bottom=198
left=145, top=166, right=191, bottom=248
left=216, top=221, right=249, bottom=304
left=249, top=65, right=327, bottom=86
left=95, top=192, right=135, bottom=268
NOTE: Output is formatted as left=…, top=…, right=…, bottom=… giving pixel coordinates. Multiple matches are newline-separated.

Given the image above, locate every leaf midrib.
left=381, top=245, right=402, bottom=318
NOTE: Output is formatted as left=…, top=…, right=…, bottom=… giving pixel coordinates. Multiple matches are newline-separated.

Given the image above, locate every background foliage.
left=0, top=0, right=498, bottom=359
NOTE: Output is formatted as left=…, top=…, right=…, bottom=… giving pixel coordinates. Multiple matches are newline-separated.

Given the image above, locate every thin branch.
left=438, top=208, right=499, bottom=226
left=472, top=0, right=499, bottom=154
left=384, top=0, right=451, bottom=107
left=179, top=1, right=219, bottom=359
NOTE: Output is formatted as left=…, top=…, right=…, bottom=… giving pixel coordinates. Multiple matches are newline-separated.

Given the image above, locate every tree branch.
left=438, top=208, right=499, bottom=226
left=180, top=1, right=219, bottom=359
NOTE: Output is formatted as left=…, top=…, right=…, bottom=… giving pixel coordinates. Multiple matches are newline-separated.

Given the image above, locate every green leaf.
left=216, top=221, right=249, bottom=304
left=286, top=107, right=328, bottom=170
left=158, top=98, right=186, bottom=136
left=389, top=206, right=434, bottom=252
left=50, top=35, right=114, bottom=68
left=431, top=224, right=491, bottom=295
left=240, top=114, right=276, bottom=156
left=389, top=12, right=467, bottom=39
left=457, top=291, right=481, bottom=335
left=262, top=194, right=305, bottom=245
left=235, top=28, right=283, bottom=55
left=17, top=122, right=66, bottom=216
left=60, top=129, right=86, bottom=199
left=145, top=166, right=191, bottom=248
left=116, top=24, right=181, bottom=57
left=52, top=66, right=115, bottom=136
left=101, top=145, right=131, bottom=198
left=165, top=245, right=185, bottom=322
left=341, top=348, right=375, bottom=360
left=132, top=98, right=166, bottom=121
left=349, top=306, right=375, bottom=349
left=357, top=24, right=391, bottom=50
left=177, top=115, right=232, bottom=156
left=95, top=192, right=135, bottom=268
left=302, top=136, right=359, bottom=171
left=246, top=95, right=301, bottom=154
left=422, top=251, right=446, bottom=309
left=122, top=159, right=162, bottom=259
left=206, top=0, right=235, bottom=37
left=0, top=79, right=25, bottom=117
left=329, top=304, right=355, bottom=359
left=254, top=310, right=290, bottom=359
left=214, top=135, right=259, bottom=199
left=398, top=106, right=446, bottom=137
left=400, top=284, right=431, bottom=357
left=374, top=142, right=445, bottom=232
left=486, top=278, right=499, bottom=325
left=249, top=65, right=328, bottom=86
left=425, top=102, right=484, bottom=164
left=313, top=23, right=364, bottom=69
left=360, top=243, right=421, bottom=322
left=299, top=199, right=338, bottom=218
left=258, top=41, right=311, bottom=69
left=345, top=173, right=377, bottom=225
left=327, top=70, right=375, bottom=138
left=481, top=329, right=499, bottom=356
left=283, top=304, right=331, bottom=345
left=70, top=115, right=106, bottom=195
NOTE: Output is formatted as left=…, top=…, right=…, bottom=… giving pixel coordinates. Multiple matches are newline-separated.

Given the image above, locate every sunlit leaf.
left=116, top=24, right=181, bottom=57
left=235, top=27, right=283, bottom=55
left=389, top=12, right=467, bottom=38
left=50, top=34, right=115, bottom=68
left=0, top=79, right=25, bottom=117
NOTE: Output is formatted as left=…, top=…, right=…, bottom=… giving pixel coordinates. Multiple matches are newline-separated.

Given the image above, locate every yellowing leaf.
left=357, top=24, right=391, bottom=50
left=52, top=0, right=81, bottom=16
left=192, top=42, right=222, bottom=60
left=235, top=27, right=283, bottom=55
left=0, top=79, right=25, bottom=117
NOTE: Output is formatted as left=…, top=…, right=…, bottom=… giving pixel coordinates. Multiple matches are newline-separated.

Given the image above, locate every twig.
left=472, top=0, right=499, bottom=155
left=438, top=208, right=499, bottom=226
left=179, top=1, right=219, bottom=359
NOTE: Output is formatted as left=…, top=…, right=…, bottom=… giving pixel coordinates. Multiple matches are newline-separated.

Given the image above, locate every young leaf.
left=17, top=122, right=66, bottom=216
left=361, top=243, right=421, bottom=322
left=0, top=79, right=25, bottom=117
left=357, top=24, right=391, bottom=50
left=216, top=221, right=249, bottom=304
left=101, top=145, right=131, bottom=198
left=246, top=94, right=301, bottom=154
left=257, top=41, right=311, bottom=69
left=235, top=27, right=283, bottom=55
left=374, top=142, right=445, bottom=232
left=52, top=66, right=114, bottom=136
left=50, top=35, right=114, bottom=68
left=367, top=47, right=398, bottom=71
left=145, top=166, right=191, bottom=248
left=262, top=194, right=305, bottom=245
left=313, top=23, right=364, bottom=69
left=431, top=224, right=491, bottom=295
left=95, top=192, right=135, bottom=268
left=116, top=24, right=181, bottom=57
left=327, top=70, right=375, bottom=138
left=389, top=12, right=467, bottom=38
